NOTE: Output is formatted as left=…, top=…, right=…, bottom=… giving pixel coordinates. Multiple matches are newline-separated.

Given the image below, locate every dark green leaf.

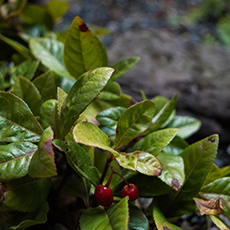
left=132, top=128, right=179, bottom=156
left=10, top=75, right=42, bottom=116
left=114, top=100, right=156, bottom=149
left=33, top=71, right=57, bottom=102
left=0, top=91, right=43, bottom=137
left=153, top=206, right=182, bottom=230
left=111, top=57, right=140, bottom=80
left=3, top=176, right=51, bottom=212
left=167, top=115, right=201, bottom=139
left=73, top=122, right=119, bottom=157
left=179, top=134, right=219, bottom=198
left=28, top=127, right=57, bottom=178
left=145, top=95, right=177, bottom=134
left=128, top=204, right=149, bottom=230
left=64, top=16, right=108, bottom=79
left=53, top=140, right=100, bottom=186
left=201, top=177, right=230, bottom=197
left=114, top=172, right=171, bottom=197
left=29, top=38, right=75, bottom=81
left=0, top=117, right=40, bottom=142
left=157, top=152, right=185, bottom=190
left=59, top=67, right=114, bottom=137
left=96, top=107, right=126, bottom=131
left=80, top=197, right=129, bottom=230
left=0, top=142, right=37, bottom=181
left=97, top=81, right=121, bottom=100
left=0, top=202, right=48, bottom=230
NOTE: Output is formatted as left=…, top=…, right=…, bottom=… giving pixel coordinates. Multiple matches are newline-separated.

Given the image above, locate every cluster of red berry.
left=94, top=183, right=138, bottom=207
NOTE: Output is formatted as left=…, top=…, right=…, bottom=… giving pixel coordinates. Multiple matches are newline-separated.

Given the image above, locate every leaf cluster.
left=0, top=1, right=229, bottom=229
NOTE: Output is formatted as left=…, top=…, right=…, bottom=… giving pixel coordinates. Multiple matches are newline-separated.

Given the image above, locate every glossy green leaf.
left=97, top=107, right=126, bottom=131
left=80, top=197, right=129, bottom=230
left=73, top=122, right=119, bottom=157
left=0, top=91, right=43, bottom=137
left=153, top=206, right=182, bottom=230
left=29, top=127, right=57, bottom=178
left=0, top=34, right=32, bottom=59
left=0, top=117, right=40, bottom=142
left=59, top=67, right=114, bottom=137
left=132, top=128, right=179, bottom=156
left=210, top=215, right=230, bottom=230
left=179, top=134, right=219, bottom=198
left=3, top=176, right=51, bottom=212
left=21, top=4, right=53, bottom=30
left=40, top=99, right=59, bottom=137
left=157, top=135, right=219, bottom=217
left=111, top=57, right=140, bottom=80
left=11, top=59, right=39, bottom=81
left=201, top=177, right=230, bottom=197
left=157, top=152, right=185, bottom=190
left=33, top=71, right=57, bottom=102
left=53, top=140, right=100, bottom=186
left=167, top=115, right=201, bottom=139
left=0, top=142, right=37, bottom=181
left=132, top=151, right=162, bottom=176
left=128, top=204, right=149, bottom=230
left=46, top=0, right=69, bottom=22
left=64, top=16, right=108, bottom=78
left=10, top=75, right=42, bottom=116
left=29, top=37, right=75, bottom=81
left=146, top=94, right=177, bottom=134
left=114, top=100, right=156, bottom=149
left=97, top=81, right=121, bottom=100
left=151, top=96, right=169, bottom=114
left=116, top=153, right=137, bottom=171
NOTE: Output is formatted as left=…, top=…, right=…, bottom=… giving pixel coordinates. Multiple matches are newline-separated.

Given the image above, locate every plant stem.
left=109, top=164, right=129, bottom=186
left=100, top=152, right=114, bottom=184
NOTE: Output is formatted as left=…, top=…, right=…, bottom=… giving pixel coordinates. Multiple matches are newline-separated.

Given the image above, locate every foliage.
left=181, top=0, right=230, bottom=47
left=0, top=1, right=229, bottom=229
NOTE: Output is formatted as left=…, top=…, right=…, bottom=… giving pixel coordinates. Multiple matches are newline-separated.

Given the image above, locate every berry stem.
left=109, top=164, right=129, bottom=186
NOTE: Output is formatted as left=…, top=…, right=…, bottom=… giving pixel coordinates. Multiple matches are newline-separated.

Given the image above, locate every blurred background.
left=1, top=0, right=230, bottom=166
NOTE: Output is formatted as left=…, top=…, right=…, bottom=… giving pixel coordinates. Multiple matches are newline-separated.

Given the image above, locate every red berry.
left=94, top=185, right=113, bottom=207
left=122, top=183, right=139, bottom=201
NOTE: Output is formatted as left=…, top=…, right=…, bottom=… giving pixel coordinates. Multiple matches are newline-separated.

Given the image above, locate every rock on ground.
left=108, top=29, right=230, bottom=144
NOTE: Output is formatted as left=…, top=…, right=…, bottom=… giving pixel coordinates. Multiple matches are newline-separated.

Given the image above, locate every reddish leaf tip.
left=79, top=22, right=89, bottom=32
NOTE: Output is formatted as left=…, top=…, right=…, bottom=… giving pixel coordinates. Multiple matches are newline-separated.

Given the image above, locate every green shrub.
left=0, top=1, right=229, bottom=229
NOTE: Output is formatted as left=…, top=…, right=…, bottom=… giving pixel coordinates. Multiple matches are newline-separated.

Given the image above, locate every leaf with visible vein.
left=0, top=91, right=43, bottom=138
left=59, top=67, right=114, bottom=137
left=80, top=197, right=129, bottom=230
left=0, top=142, right=37, bottom=181
left=73, top=122, right=119, bottom=157
left=114, top=100, right=156, bottom=149
left=64, top=16, right=108, bottom=78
